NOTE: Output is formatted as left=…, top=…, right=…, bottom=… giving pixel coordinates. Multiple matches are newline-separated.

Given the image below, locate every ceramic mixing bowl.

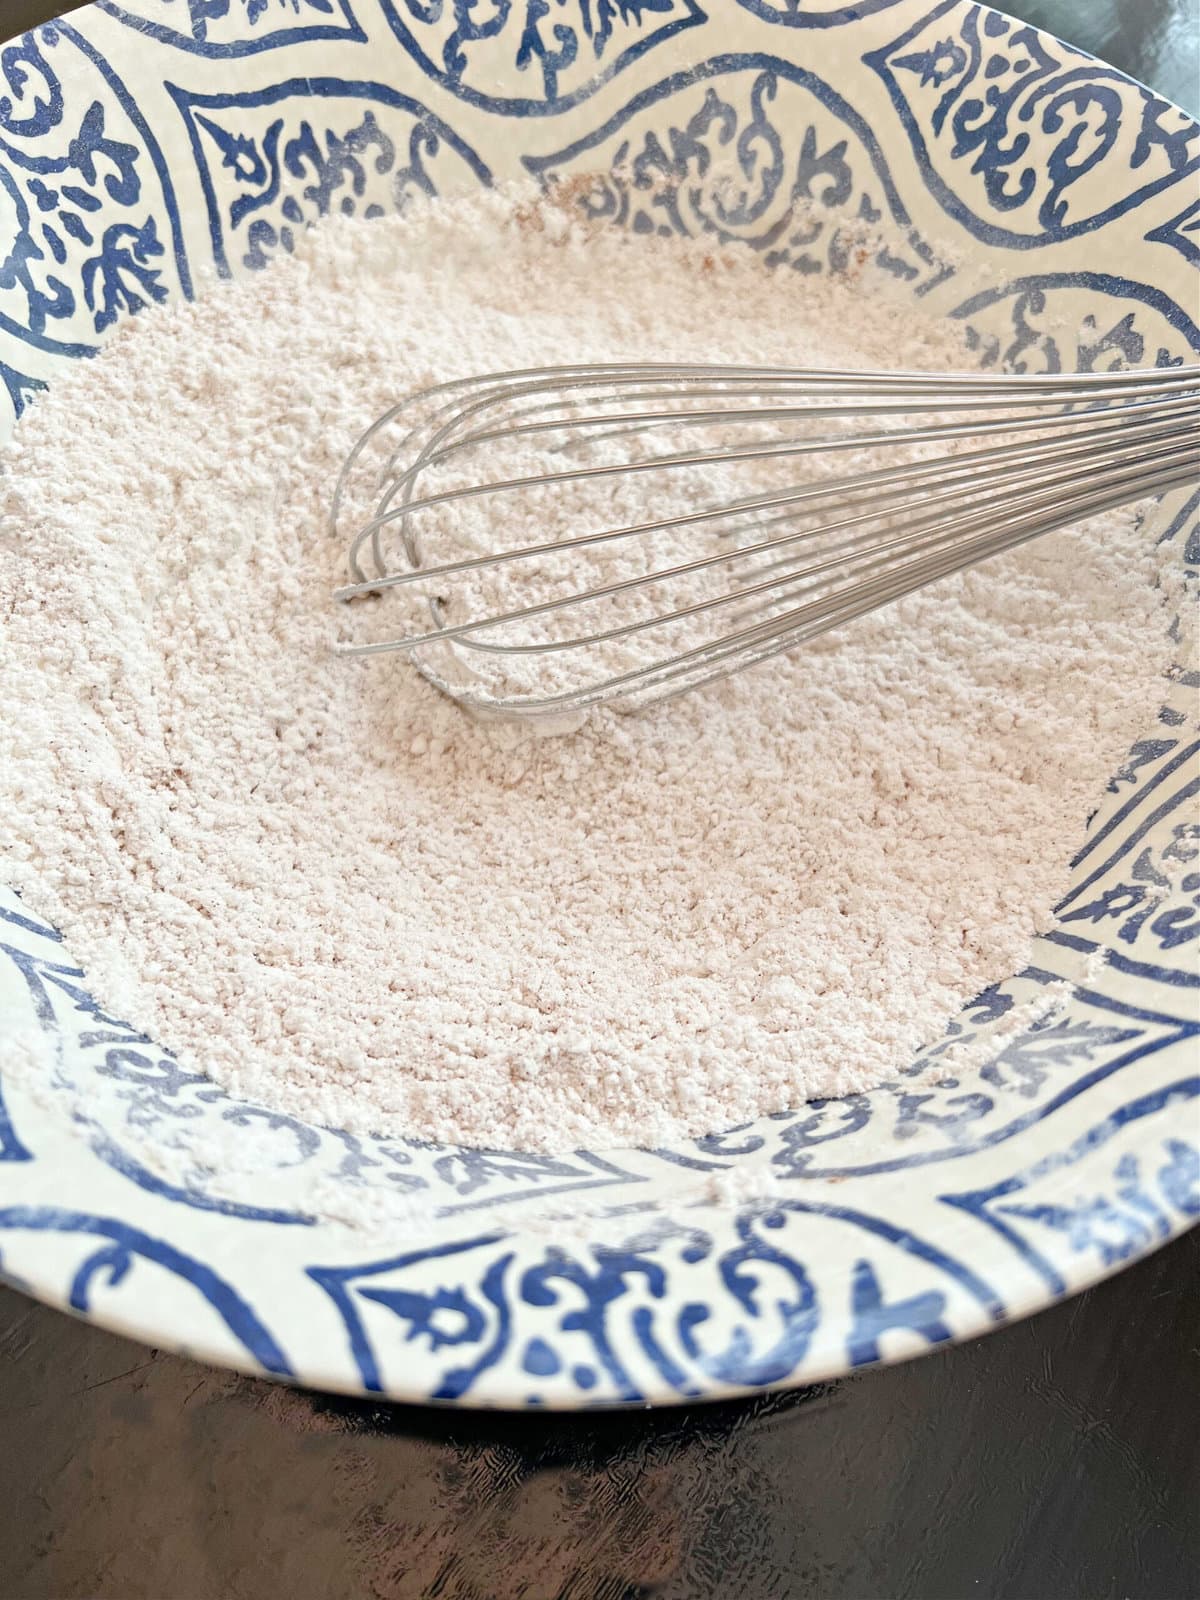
left=0, top=0, right=1196, bottom=1406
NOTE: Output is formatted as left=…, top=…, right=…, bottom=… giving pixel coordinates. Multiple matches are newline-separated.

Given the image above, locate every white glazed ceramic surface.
left=0, top=0, right=1196, bottom=1407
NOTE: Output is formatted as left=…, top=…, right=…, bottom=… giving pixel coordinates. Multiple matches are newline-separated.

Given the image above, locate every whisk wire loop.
left=332, top=363, right=1200, bottom=719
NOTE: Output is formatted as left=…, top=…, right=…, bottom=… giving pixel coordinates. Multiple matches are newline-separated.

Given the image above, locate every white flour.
left=0, top=188, right=1178, bottom=1152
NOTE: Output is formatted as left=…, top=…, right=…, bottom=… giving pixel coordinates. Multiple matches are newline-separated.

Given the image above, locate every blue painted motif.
left=766, top=981, right=1195, bottom=1180
left=529, top=55, right=905, bottom=233
left=735, top=0, right=909, bottom=27
left=376, top=0, right=704, bottom=114
left=1071, top=739, right=1200, bottom=873
left=169, top=77, right=491, bottom=275
left=846, top=1259, right=952, bottom=1367
left=0, top=1206, right=293, bottom=1375
left=867, top=1, right=1200, bottom=248
left=943, top=1079, right=1200, bottom=1294
left=525, top=55, right=958, bottom=295
left=0, top=1089, right=32, bottom=1165
left=308, top=1199, right=999, bottom=1399
left=309, top=1234, right=511, bottom=1394
left=0, top=354, right=43, bottom=417
left=951, top=273, right=1200, bottom=374
left=1062, top=825, right=1200, bottom=953
left=1156, top=486, right=1200, bottom=567
left=1059, top=765, right=1200, bottom=922
left=1107, top=738, right=1184, bottom=794
left=0, top=25, right=187, bottom=398
left=96, top=0, right=365, bottom=56
left=1146, top=193, right=1200, bottom=266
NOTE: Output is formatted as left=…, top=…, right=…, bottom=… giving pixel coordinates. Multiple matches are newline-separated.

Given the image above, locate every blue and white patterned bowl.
left=0, top=0, right=1196, bottom=1408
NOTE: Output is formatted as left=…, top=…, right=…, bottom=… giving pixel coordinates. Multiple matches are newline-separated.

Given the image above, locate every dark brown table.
left=1, top=3, right=1197, bottom=1597
left=1, top=1227, right=1196, bottom=1598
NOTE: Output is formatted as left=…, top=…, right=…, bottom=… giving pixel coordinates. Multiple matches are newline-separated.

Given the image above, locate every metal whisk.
left=331, top=363, right=1200, bottom=722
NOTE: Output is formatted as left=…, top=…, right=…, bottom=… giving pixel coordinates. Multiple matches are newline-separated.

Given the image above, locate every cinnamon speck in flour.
left=0, top=188, right=1180, bottom=1151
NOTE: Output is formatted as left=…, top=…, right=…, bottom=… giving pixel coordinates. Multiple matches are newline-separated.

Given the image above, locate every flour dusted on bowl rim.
left=0, top=187, right=1180, bottom=1151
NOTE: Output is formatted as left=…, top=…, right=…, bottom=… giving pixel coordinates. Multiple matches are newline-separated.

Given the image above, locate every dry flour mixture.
left=0, top=189, right=1179, bottom=1151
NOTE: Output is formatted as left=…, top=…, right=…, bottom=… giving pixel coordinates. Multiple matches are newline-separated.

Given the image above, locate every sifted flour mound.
left=0, top=189, right=1178, bottom=1151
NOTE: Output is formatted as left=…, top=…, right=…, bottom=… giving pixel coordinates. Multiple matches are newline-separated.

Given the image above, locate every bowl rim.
left=0, top=0, right=1196, bottom=1408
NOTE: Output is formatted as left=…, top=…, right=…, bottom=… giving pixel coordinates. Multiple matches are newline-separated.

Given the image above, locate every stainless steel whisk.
left=331, top=363, right=1200, bottom=721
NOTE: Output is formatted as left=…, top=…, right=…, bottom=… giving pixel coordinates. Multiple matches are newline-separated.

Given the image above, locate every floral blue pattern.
left=734, top=0, right=909, bottom=26
left=306, top=1199, right=1002, bottom=1401
left=524, top=58, right=963, bottom=299
left=0, top=1205, right=295, bottom=1374
left=1147, top=194, right=1200, bottom=266
left=944, top=1087, right=1199, bottom=1295
left=95, top=0, right=366, bottom=55
left=377, top=0, right=704, bottom=113
left=0, top=22, right=187, bottom=426
left=0, top=0, right=1196, bottom=1406
left=170, top=77, right=491, bottom=273
left=866, top=2, right=1200, bottom=248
